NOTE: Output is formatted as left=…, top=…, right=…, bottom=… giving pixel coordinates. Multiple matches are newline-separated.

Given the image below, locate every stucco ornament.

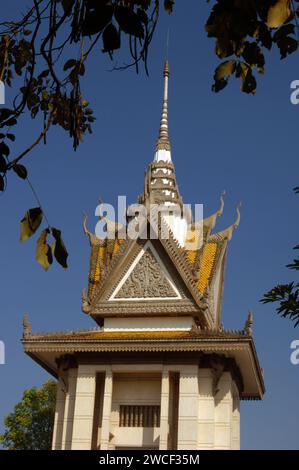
left=115, top=248, right=177, bottom=299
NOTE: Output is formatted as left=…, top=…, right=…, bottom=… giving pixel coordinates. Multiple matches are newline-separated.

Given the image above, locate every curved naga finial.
left=217, top=190, right=226, bottom=217
left=202, top=191, right=226, bottom=234
left=215, top=202, right=241, bottom=241
left=83, top=211, right=92, bottom=238
left=233, top=202, right=241, bottom=230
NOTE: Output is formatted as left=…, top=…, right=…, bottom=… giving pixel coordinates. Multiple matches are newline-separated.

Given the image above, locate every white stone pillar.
left=51, top=379, right=66, bottom=450
left=159, top=369, right=170, bottom=450
left=214, top=371, right=233, bottom=450
left=71, top=365, right=96, bottom=450
left=197, top=368, right=215, bottom=449
left=100, top=368, right=113, bottom=450
left=61, top=368, right=77, bottom=450
left=231, top=381, right=240, bottom=450
left=177, top=365, right=198, bottom=450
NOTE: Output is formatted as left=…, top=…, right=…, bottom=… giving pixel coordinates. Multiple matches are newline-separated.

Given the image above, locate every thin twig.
left=26, top=176, right=51, bottom=228
left=7, top=117, right=52, bottom=169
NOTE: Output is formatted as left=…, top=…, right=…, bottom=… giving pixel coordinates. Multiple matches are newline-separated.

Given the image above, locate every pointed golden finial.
left=156, top=61, right=171, bottom=152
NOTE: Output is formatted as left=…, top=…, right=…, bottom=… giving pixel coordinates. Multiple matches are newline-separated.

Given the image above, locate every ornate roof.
left=23, top=327, right=248, bottom=342
left=185, top=203, right=241, bottom=295
left=84, top=232, right=125, bottom=300
left=82, top=197, right=240, bottom=329
left=22, top=317, right=264, bottom=400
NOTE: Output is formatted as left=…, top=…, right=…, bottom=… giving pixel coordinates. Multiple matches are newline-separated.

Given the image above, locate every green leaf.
left=0, top=175, right=4, bottom=192
left=212, top=60, right=236, bottom=93
left=215, top=39, right=234, bottom=59
left=51, top=228, right=68, bottom=269
left=235, top=62, right=257, bottom=94
left=0, top=155, right=7, bottom=173
left=13, top=164, right=28, bottom=180
left=0, top=379, right=56, bottom=449
left=261, top=282, right=299, bottom=326
left=102, top=23, right=120, bottom=53
left=5, top=118, right=17, bottom=127
left=20, top=208, right=43, bottom=242
left=241, top=67, right=257, bottom=94
left=235, top=62, right=248, bottom=80
left=63, top=59, right=77, bottom=71
left=164, top=0, right=175, bottom=14
left=287, top=258, right=299, bottom=270
left=267, top=0, right=291, bottom=28
left=82, top=5, right=114, bottom=36
left=242, top=42, right=265, bottom=73
left=273, top=23, right=295, bottom=40
left=114, top=6, right=144, bottom=38
left=273, top=27, right=298, bottom=58
left=61, top=0, right=75, bottom=16
left=0, top=141, right=10, bottom=157
left=38, top=69, right=50, bottom=79
left=253, top=22, right=272, bottom=50
left=36, top=229, right=53, bottom=271
left=137, top=8, right=148, bottom=25
left=212, top=78, right=228, bottom=93
left=6, top=133, right=15, bottom=142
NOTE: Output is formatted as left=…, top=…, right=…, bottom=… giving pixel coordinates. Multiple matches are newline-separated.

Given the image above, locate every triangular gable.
left=86, top=215, right=214, bottom=328
left=109, top=242, right=181, bottom=301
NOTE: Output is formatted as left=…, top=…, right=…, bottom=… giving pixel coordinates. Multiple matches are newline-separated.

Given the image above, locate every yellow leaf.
left=36, top=229, right=53, bottom=271
left=20, top=208, right=43, bottom=242
left=214, top=60, right=236, bottom=80
left=267, top=0, right=291, bottom=28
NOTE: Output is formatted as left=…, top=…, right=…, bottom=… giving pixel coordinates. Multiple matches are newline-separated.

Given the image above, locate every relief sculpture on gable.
left=115, top=248, right=178, bottom=299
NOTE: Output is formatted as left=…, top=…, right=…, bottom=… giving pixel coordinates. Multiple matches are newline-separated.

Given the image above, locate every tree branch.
left=7, top=117, right=52, bottom=169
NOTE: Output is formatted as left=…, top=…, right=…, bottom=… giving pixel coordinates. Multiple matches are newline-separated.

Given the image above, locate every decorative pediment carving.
left=112, top=246, right=180, bottom=300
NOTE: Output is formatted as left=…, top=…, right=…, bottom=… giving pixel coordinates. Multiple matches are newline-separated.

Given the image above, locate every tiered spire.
left=154, top=61, right=171, bottom=161
left=139, top=61, right=182, bottom=209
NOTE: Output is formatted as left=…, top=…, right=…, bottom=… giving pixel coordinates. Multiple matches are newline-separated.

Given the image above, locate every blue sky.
left=0, top=1, right=299, bottom=449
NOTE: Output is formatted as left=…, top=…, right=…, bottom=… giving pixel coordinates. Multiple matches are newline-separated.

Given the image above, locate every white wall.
left=109, top=375, right=161, bottom=449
